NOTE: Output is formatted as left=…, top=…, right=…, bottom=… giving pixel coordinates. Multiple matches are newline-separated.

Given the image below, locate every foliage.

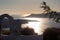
left=43, top=28, right=60, bottom=40
left=21, top=27, right=37, bottom=35
left=40, top=1, right=60, bottom=23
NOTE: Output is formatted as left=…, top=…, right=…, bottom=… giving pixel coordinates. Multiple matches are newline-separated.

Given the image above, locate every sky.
left=0, top=0, right=60, bottom=17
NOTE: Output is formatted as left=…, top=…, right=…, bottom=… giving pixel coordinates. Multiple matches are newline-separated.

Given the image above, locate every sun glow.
left=27, top=21, right=42, bottom=35
left=22, top=17, right=40, bottom=21
left=28, top=22, right=40, bottom=33
left=22, top=18, right=44, bottom=35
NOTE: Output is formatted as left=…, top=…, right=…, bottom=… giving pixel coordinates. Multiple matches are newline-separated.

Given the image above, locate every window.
left=1, top=28, right=10, bottom=36
left=4, top=17, right=8, bottom=19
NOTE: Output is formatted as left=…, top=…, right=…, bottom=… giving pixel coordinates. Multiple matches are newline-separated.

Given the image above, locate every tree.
left=43, top=28, right=60, bottom=40
left=40, top=1, right=60, bottom=40
left=40, top=1, right=60, bottom=23
left=40, top=1, right=51, bottom=14
left=21, top=27, right=37, bottom=35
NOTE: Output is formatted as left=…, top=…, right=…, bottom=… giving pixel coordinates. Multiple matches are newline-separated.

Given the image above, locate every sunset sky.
left=0, top=0, right=60, bottom=17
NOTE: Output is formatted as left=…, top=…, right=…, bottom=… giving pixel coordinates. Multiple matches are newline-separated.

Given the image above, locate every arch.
left=0, top=14, right=13, bottom=20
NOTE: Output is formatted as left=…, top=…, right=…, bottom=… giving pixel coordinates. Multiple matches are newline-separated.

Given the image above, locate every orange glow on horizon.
left=0, top=9, right=43, bottom=17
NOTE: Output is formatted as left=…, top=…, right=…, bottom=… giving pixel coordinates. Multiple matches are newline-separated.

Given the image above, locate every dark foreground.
left=0, top=35, right=43, bottom=40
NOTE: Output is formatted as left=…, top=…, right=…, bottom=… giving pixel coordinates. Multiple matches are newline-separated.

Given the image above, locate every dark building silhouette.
left=0, top=14, right=29, bottom=39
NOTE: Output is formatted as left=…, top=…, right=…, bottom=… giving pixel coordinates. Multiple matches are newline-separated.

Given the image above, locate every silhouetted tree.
left=40, top=1, right=60, bottom=40
left=40, top=1, right=60, bottom=23
left=43, top=28, right=60, bottom=40
left=40, top=1, right=51, bottom=14
left=21, top=27, right=37, bottom=35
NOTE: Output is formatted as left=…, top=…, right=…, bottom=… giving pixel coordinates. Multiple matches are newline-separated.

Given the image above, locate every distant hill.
left=26, top=14, right=48, bottom=18
left=26, top=12, right=60, bottom=18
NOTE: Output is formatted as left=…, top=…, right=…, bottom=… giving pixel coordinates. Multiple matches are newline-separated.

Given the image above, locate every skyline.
left=0, top=0, right=60, bottom=17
